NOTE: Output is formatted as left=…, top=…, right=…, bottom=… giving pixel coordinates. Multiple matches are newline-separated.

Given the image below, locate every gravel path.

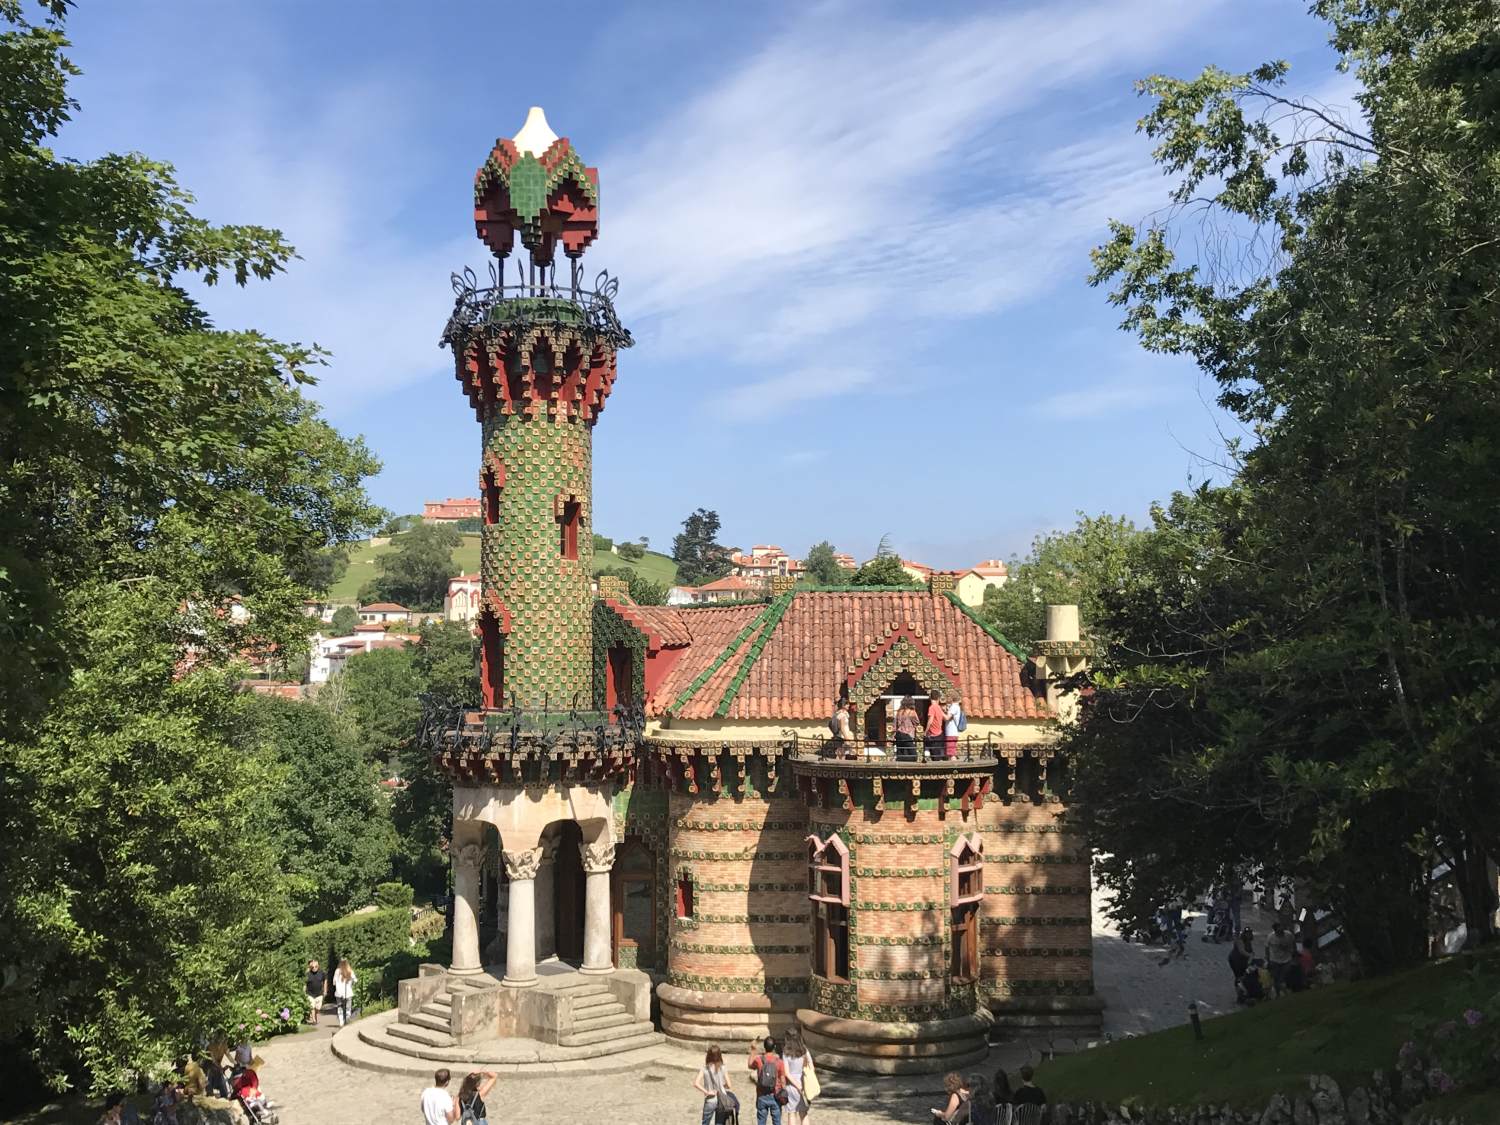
left=256, top=879, right=1272, bottom=1123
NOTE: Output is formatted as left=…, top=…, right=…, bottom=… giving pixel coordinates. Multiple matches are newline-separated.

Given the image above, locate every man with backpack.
left=747, top=1036, right=787, bottom=1125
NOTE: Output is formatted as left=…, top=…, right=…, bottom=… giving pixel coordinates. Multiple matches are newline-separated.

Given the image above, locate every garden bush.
left=296, top=906, right=408, bottom=974
left=373, top=881, right=414, bottom=910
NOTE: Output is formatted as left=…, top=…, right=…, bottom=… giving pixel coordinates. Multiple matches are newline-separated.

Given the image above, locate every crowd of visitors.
left=1227, top=923, right=1319, bottom=1003
left=419, top=1067, right=498, bottom=1125
left=692, top=1030, right=820, bottom=1125
left=100, top=1039, right=280, bottom=1125
left=824, top=691, right=968, bottom=761
left=931, top=1066, right=1050, bottom=1124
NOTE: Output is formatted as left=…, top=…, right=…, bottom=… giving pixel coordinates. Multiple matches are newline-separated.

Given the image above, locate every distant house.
left=679, top=575, right=759, bottom=604
left=309, top=631, right=417, bottom=684
left=727, top=545, right=805, bottom=590
left=831, top=552, right=857, bottom=571
left=955, top=559, right=1009, bottom=608
left=666, top=585, right=695, bottom=606
left=358, top=602, right=411, bottom=624
left=444, top=573, right=481, bottom=624
left=423, top=498, right=481, bottom=523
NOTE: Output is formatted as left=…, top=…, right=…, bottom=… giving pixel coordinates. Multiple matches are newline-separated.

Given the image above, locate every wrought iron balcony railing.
left=786, top=733, right=999, bottom=766
left=418, top=693, right=646, bottom=758
left=440, top=262, right=632, bottom=351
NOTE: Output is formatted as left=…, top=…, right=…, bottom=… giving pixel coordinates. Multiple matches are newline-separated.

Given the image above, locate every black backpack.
left=757, top=1055, right=781, bottom=1093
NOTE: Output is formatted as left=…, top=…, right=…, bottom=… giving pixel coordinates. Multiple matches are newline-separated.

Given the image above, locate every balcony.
left=440, top=266, right=633, bottom=352
left=786, top=733, right=999, bottom=780
left=420, top=695, right=644, bottom=785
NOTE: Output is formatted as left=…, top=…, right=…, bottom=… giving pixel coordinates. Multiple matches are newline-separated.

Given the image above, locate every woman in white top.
left=781, top=1028, right=813, bottom=1125
left=332, top=959, right=358, bottom=1026
left=692, top=1044, right=736, bottom=1125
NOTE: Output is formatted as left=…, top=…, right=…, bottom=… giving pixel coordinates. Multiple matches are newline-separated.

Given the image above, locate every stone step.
left=569, top=1010, right=636, bottom=1033
left=406, top=1011, right=452, bottom=1034
left=359, top=1025, right=473, bottom=1063
left=420, top=1002, right=450, bottom=1020
left=557, top=1020, right=657, bottom=1048
left=387, top=1022, right=458, bottom=1049
left=571, top=991, right=619, bottom=1012
left=570, top=999, right=626, bottom=1020
left=550, top=980, right=612, bottom=997
left=429, top=994, right=453, bottom=1009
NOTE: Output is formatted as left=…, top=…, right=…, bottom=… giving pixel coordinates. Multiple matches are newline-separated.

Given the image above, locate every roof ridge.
left=943, top=590, right=1029, bottom=663
left=714, top=592, right=795, bottom=717
left=667, top=598, right=784, bottom=715
left=792, top=585, right=924, bottom=594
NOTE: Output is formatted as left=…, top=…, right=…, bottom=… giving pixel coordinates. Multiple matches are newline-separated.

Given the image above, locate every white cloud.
left=715, top=367, right=876, bottom=422
left=1031, top=380, right=1176, bottom=420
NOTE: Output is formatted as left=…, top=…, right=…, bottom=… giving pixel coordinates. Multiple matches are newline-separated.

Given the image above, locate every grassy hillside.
left=326, top=533, right=674, bottom=604
left=1037, top=946, right=1499, bottom=1120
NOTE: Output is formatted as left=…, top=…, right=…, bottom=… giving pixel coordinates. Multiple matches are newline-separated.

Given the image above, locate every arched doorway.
left=551, top=820, right=586, bottom=963
left=611, top=835, right=657, bottom=969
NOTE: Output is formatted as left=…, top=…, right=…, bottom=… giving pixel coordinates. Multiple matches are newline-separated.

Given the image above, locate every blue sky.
left=57, top=1, right=1352, bottom=568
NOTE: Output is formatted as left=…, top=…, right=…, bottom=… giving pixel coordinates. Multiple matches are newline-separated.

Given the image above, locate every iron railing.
left=418, top=692, right=646, bottom=757
left=440, top=262, right=632, bottom=351
left=786, top=734, right=998, bottom=765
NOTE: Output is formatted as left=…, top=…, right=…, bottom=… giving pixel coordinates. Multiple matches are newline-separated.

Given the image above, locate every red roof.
left=653, top=591, right=1046, bottom=722
left=423, top=498, right=481, bottom=520
left=360, top=602, right=409, bottom=612
left=603, top=601, right=693, bottom=647
left=969, top=559, right=1009, bottom=577
left=695, top=575, right=756, bottom=594
left=353, top=622, right=388, bottom=633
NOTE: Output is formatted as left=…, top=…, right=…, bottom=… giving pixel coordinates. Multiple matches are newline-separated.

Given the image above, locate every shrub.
left=1396, top=966, right=1500, bottom=1098
left=296, top=906, right=408, bottom=975
left=373, top=881, right=414, bottom=909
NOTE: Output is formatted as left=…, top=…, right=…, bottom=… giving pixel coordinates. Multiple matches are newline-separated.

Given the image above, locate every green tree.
left=330, top=604, right=359, bottom=635
left=392, top=621, right=479, bottom=890
left=237, top=695, right=397, bottom=923
left=977, top=514, right=1139, bottom=649
left=851, top=540, right=913, bottom=587
left=358, top=523, right=462, bottom=612
left=672, top=508, right=731, bottom=585
left=597, top=565, right=668, bottom=606
left=322, top=646, right=421, bottom=768
left=0, top=2, right=381, bottom=1092
left=616, top=540, right=645, bottom=561
left=802, top=541, right=845, bottom=586
left=379, top=513, right=421, bottom=536
left=1074, top=0, right=1500, bottom=967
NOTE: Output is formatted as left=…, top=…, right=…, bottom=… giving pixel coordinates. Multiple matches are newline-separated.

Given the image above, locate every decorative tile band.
left=666, top=972, right=807, bottom=995
left=983, top=947, right=1093, bottom=958
left=989, top=854, right=1090, bottom=865
left=854, top=900, right=941, bottom=912
left=683, top=913, right=808, bottom=925
left=851, top=968, right=946, bottom=981
left=675, top=820, right=808, bottom=832
left=671, top=850, right=805, bottom=862
left=852, top=933, right=945, bottom=947
left=694, top=882, right=806, bottom=893
left=854, top=867, right=944, bottom=878
left=978, top=825, right=1077, bottom=835
left=847, top=832, right=945, bottom=844
left=984, top=886, right=1089, bottom=896
left=671, top=941, right=810, bottom=955
left=981, top=916, right=1092, bottom=926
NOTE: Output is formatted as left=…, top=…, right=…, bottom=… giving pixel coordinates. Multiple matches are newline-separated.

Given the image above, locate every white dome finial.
left=513, top=106, right=559, bottom=156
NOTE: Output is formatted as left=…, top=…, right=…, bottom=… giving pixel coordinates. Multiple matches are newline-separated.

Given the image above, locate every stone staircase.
left=545, top=975, right=658, bottom=1051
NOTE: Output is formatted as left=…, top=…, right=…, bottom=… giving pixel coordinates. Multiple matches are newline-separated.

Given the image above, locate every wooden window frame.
left=951, top=901, right=978, bottom=982
left=675, top=869, right=694, bottom=920
left=807, top=834, right=850, bottom=982
left=950, top=833, right=984, bottom=906
left=806, top=834, right=850, bottom=906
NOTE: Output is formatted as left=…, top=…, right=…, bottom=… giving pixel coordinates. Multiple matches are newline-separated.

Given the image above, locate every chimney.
left=928, top=572, right=957, bottom=597
left=1045, top=604, right=1080, bottom=644
left=769, top=574, right=796, bottom=598
left=1036, top=603, right=1086, bottom=723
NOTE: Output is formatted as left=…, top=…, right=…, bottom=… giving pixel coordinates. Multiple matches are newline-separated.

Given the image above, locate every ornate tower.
left=441, top=107, right=632, bottom=712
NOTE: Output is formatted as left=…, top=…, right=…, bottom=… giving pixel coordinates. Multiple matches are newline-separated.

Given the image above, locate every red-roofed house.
left=680, top=574, right=758, bottom=604
left=444, top=573, right=481, bottom=623
left=956, top=559, right=1010, bottom=608
left=359, top=601, right=411, bottom=624
left=727, top=544, right=805, bottom=589
left=423, top=497, right=481, bottom=523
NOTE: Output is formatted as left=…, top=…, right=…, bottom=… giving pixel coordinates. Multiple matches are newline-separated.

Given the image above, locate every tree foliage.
left=978, top=514, right=1139, bottom=649
left=358, top=523, right=462, bottom=612
left=802, top=541, right=846, bottom=586
left=596, top=564, right=668, bottom=606
left=671, top=508, right=731, bottom=586
left=1068, top=0, right=1500, bottom=971
left=322, top=646, right=422, bottom=768
left=0, top=2, right=382, bottom=1092
left=851, top=552, right=914, bottom=587
left=330, top=604, right=359, bottom=635
left=237, top=695, right=397, bottom=924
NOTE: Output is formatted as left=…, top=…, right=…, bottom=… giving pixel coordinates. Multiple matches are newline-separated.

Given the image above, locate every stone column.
left=534, top=835, right=561, bottom=962
left=449, top=831, right=486, bottom=976
left=579, top=839, right=616, bottom=975
left=502, top=846, right=544, bottom=988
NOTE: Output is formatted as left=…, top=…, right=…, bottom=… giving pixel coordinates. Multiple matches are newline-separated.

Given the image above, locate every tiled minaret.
left=441, top=107, right=631, bottom=712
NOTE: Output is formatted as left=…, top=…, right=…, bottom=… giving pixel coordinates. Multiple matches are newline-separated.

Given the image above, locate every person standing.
left=1266, top=922, right=1297, bottom=996
left=332, top=959, right=357, bottom=1027
left=1228, top=927, right=1252, bottom=994
left=1226, top=878, right=1244, bottom=936
left=456, top=1070, right=496, bottom=1125
left=781, top=1027, right=815, bottom=1125
left=747, top=1036, right=786, bottom=1125
left=924, top=692, right=947, bottom=761
left=304, top=959, right=326, bottom=1025
left=420, top=1069, right=459, bottom=1125
left=943, top=693, right=964, bottom=759
left=894, top=697, right=920, bottom=762
left=694, top=1045, right=735, bottom=1125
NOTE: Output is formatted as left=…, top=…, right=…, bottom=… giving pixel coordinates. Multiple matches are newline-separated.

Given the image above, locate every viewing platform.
left=421, top=698, right=644, bottom=785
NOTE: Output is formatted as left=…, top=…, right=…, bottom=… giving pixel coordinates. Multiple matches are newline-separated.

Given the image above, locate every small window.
left=951, top=902, right=978, bottom=982
left=675, top=871, right=694, bottom=919
left=950, top=834, right=984, bottom=905
left=807, top=834, right=851, bottom=982
left=559, top=499, right=581, bottom=560
left=484, top=477, right=500, bottom=526
left=814, top=902, right=850, bottom=982
left=807, top=834, right=850, bottom=906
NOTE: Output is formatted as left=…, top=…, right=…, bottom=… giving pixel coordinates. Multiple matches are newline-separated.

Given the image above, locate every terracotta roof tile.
left=602, top=601, right=693, bottom=648
left=657, top=591, right=1048, bottom=722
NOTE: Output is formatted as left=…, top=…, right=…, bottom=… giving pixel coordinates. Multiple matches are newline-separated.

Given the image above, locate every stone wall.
left=1053, top=1071, right=1472, bottom=1125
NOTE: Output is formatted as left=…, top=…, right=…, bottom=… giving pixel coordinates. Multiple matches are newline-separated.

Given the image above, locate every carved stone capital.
left=454, top=842, right=485, bottom=873
left=503, top=845, right=544, bottom=882
left=538, top=835, right=563, bottom=867
left=580, top=839, right=616, bottom=874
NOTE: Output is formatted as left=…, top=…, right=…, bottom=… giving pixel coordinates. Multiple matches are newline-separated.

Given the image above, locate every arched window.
left=807, top=834, right=850, bottom=982
left=675, top=868, right=695, bottom=920
left=950, top=834, right=983, bottom=982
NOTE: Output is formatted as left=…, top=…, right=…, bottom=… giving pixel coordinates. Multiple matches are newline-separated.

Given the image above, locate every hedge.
left=374, top=881, right=415, bottom=909
left=296, top=907, right=408, bottom=974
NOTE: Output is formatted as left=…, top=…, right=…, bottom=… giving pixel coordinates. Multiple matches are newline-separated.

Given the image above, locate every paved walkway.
left=256, top=880, right=1273, bottom=1123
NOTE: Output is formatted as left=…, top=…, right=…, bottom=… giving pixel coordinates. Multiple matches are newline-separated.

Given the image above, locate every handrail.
left=786, top=734, right=997, bottom=764
left=440, top=265, right=632, bottom=351
left=419, top=692, right=645, bottom=757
